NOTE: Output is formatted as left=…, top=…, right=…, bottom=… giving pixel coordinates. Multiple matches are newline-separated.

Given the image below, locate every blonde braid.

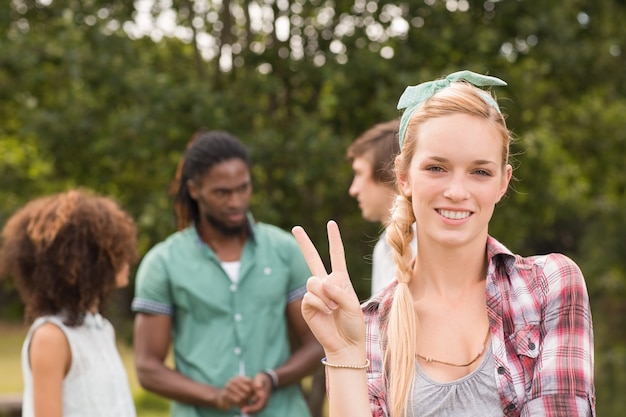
left=384, top=193, right=417, bottom=417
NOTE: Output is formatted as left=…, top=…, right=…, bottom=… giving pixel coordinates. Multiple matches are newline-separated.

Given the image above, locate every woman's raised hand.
left=292, top=220, right=365, bottom=356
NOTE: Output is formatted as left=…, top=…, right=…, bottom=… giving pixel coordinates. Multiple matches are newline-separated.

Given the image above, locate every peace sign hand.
left=292, top=220, right=366, bottom=356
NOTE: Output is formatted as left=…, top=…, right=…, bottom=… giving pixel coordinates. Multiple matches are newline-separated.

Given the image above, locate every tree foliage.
left=1, top=0, right=625, bottom=414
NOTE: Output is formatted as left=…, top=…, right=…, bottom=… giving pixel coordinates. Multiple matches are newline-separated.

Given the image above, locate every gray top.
left=408, top=343, right=503, bottom=417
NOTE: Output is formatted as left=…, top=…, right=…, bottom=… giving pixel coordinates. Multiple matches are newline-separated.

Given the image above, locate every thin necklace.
left=416, top=327, right=491, bottom=368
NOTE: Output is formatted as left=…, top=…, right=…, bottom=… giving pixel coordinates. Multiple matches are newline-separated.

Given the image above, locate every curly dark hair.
left=0, top=188, right=138, bottom=326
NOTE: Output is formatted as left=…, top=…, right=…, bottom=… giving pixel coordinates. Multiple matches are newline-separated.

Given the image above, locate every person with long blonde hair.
left=292, top=71, right=595, bottom=417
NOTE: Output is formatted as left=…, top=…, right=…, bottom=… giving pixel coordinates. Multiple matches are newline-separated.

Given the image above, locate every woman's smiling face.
left=398, top=113, right=512, bottom=248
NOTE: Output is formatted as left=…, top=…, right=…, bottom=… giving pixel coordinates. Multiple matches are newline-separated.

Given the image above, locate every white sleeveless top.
left=21, top=313, right=136, bottom=417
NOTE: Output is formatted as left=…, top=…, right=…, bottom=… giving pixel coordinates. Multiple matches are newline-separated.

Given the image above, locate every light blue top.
left=132, top=217, right=312, bottom=417
left=21, top=313, right=136, bottom=417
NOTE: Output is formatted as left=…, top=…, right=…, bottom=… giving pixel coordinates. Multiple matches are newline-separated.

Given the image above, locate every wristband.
left=321, top=357, right=370, bottom=369
left=262, top=369, right=279, bottom=389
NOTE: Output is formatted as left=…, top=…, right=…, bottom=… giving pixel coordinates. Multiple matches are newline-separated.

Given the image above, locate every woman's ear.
left=497, top=164, right=513, bottom=201
left=395, top=156, right=412, bottom=197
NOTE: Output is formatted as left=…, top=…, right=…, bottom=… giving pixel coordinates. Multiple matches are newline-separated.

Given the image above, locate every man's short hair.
left=346, top=119, right=400, bottom=185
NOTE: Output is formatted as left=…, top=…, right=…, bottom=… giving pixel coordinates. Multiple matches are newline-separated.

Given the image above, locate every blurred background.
left=1, top=0, right=625, bottom=416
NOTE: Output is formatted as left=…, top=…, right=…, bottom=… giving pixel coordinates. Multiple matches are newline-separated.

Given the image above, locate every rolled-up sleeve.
left=131, top=245, right=174, bottom=316
left=522, top=254, right=595, bottom=416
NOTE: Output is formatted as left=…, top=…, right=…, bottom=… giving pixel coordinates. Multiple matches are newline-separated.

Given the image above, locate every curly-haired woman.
left=0, top=188, right=139, bottom=417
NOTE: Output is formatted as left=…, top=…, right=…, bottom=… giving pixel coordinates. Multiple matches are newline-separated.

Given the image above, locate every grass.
left=0, top=320, right=169, bottom=417
left=0, top=321, right=27, bottom=393
left=1, top=321, right=327, bottom=417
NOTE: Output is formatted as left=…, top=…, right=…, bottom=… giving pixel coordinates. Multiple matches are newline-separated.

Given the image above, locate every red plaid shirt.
left=360, top=236, right=595, bottom=417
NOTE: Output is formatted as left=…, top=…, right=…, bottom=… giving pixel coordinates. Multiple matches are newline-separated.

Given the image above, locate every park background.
left=1, top=0, right=625, bottom=416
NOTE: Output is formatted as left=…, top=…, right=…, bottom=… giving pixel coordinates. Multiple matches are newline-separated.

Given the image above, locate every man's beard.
left=205, top=213, right=247, bottom=236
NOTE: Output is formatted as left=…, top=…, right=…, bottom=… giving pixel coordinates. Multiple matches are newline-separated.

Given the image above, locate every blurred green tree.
left=1, top=0, right=625, bottom=414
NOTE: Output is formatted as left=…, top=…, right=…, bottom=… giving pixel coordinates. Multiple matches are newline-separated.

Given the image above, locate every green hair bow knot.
left=397, top=70, right=507, bottom=147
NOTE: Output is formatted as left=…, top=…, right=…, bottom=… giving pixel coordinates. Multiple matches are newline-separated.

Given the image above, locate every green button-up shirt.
left=132, top=217, right=312, bottom=417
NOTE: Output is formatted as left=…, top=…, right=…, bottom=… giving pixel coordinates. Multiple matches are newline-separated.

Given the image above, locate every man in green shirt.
left=132, top=130, right=323, bottom=417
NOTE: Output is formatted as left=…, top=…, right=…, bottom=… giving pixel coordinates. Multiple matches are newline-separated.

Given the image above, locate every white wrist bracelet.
left=262, top=368, right=279, bottom=389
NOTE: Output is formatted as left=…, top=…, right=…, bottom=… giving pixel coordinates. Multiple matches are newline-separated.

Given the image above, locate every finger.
left=224, top=378, right=253, bottom=401
left=228, top=376, right=253, bottom=390
left=241, top=394, right=267, bottom=414
left=225, top=388, right=249, bottom=405
left=240, top=375, right=268, bottom=413
left=327, top=220, right=348, bottom=276
left=292, top=225, right=328, bottom=277
left=303, top=284, right=335, bottom=315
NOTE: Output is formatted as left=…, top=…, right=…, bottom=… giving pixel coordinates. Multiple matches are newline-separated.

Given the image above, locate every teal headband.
left=397, top=70, right=507, bottom=147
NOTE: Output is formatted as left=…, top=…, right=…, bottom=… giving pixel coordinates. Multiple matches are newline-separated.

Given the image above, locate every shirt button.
left=234, top=347, right=242, bottom=355
left=234, top=313, right=242, bottom=322
left=497, top=366, right=506, bottom=375
left=528, top=341, right=536, bottom=350
left=506, top=403, right=516, bottom=411
left=264, top=267, right=271, bottom=275
left=230, top=284, right=237, bottom=292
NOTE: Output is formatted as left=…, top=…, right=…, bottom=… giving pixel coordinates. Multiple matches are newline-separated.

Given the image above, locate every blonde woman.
left=292, top=71, right=595, bottom=417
